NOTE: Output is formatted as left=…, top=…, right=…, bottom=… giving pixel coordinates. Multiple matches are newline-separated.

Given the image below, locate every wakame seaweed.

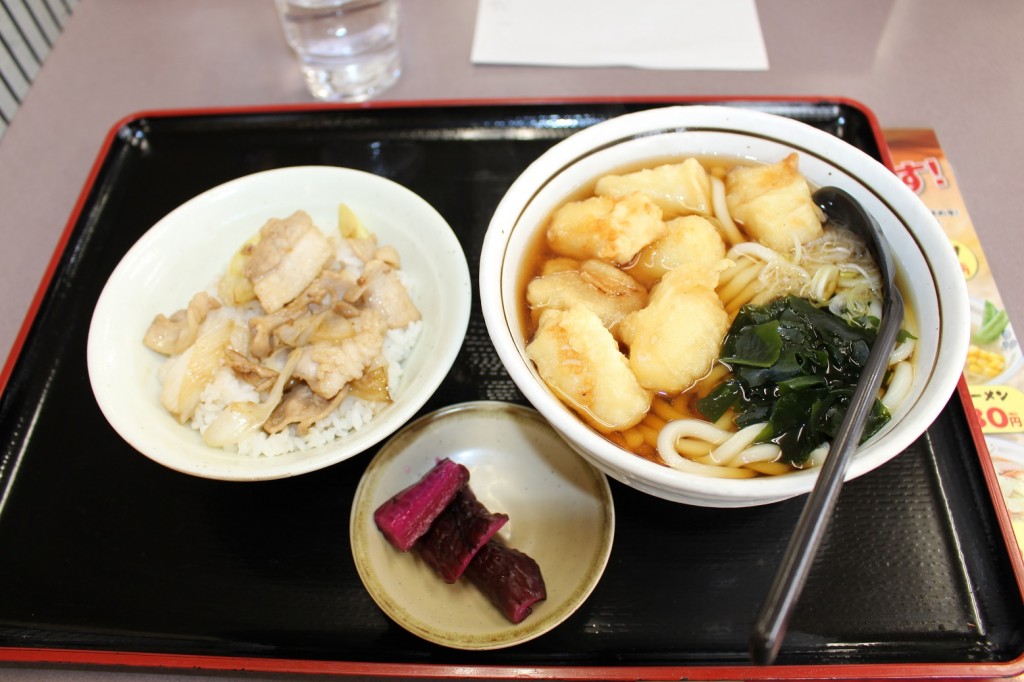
left=696, top=295, right=891, bottom=465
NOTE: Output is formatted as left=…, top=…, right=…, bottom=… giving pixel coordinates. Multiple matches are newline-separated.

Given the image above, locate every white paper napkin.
left=471, top=0, right=769, bottom=71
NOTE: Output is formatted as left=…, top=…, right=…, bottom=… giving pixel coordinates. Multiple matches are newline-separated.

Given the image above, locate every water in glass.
left=276, top=0, right=401, bottom=102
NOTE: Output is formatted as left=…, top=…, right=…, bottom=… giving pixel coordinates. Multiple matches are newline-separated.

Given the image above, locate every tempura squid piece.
left=594, top=158, right=713, bottom=218
left=619, top=261, right=731, bottom=394
left=626, top=215, right=727, bottom=288
left=526, top=306, right=651, bottom=430
left=724, top=153, right=824, bottom=252
left=526, top=259, right=648, bottom=334
left=546, top=192, right=666, bottom=265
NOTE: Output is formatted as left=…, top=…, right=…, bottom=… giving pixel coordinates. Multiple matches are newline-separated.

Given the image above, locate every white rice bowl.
left=88, top=166, right=471, bottom=481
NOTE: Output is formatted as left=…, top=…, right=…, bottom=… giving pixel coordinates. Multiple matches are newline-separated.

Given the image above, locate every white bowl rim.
left=481, top=105, right=970, bottom=505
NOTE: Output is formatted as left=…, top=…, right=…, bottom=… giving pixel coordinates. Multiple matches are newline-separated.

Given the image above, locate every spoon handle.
left=749, top=287, right=905, bottom=666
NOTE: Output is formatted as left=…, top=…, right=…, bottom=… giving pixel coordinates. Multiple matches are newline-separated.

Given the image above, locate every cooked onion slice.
left=202, top=349, right=301, bottom=447
left=159, top=320, right=233, bottom=423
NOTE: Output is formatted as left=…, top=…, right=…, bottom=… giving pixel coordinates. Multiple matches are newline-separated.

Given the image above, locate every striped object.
left=0, top=0, right=78, bottom=137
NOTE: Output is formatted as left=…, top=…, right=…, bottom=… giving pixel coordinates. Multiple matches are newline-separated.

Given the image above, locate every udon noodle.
left=521, top=153, right=914, bottom=478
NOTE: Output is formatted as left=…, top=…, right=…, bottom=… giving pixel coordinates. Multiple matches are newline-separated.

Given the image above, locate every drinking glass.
left=275, top=0, right=401, bottom=103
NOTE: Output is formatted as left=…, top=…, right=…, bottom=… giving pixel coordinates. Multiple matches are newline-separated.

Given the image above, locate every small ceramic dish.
left=87, top=166, right=471, bottom=481
left=349, top=401, right=615, bottom=650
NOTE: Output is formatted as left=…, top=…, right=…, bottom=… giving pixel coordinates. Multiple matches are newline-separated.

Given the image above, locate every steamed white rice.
left=190, top=318, right=422, bottom=457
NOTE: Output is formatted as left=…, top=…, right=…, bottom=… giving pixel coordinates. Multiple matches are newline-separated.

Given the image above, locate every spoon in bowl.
left=749, top=186, right=906, bottom=665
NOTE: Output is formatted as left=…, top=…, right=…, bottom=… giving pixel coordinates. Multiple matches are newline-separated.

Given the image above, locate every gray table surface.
left=2, top=0, right=1023, bottom=679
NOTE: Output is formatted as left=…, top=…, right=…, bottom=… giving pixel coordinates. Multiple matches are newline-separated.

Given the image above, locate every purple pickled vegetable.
left=373, top=458, right=469, bottom=551
left=416, top=487, right=509, bottom=583
left=465, top=540, right=547, bottom=624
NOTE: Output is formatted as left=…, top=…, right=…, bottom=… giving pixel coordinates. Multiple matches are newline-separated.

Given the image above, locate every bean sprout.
left=808, top=264, right=839, bottom=303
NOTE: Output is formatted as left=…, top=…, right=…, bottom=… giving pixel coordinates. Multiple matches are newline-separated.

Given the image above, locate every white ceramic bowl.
left=88, top=166, right=471, bottom=481
left=480, top=105, right=970, bottom=507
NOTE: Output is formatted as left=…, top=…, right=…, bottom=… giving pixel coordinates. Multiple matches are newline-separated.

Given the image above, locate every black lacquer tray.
left=1, top=98, right=1022, bottom=679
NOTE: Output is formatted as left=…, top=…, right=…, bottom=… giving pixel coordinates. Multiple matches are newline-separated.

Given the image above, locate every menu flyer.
left=884, top=129, right=1024, bottom=553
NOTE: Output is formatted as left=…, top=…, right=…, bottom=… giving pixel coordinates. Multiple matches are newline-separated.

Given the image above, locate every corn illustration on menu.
left=885, top=129, right=1024, bottom=552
